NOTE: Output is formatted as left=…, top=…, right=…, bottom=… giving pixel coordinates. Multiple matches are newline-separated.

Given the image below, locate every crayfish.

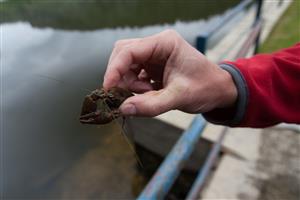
left=79, top=86, right=144, bottom=167
left=79, top=87, right=133, bottom=124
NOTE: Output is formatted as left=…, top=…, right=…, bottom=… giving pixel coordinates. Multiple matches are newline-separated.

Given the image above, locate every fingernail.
left=120, top=103, right=136, bottom=115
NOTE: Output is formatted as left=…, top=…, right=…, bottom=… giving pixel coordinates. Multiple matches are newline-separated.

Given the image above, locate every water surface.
left=1, top=0, right=241, bottom=198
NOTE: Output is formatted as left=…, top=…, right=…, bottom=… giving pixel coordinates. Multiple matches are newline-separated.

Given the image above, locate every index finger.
left=103, top=37, right=158, bottom=89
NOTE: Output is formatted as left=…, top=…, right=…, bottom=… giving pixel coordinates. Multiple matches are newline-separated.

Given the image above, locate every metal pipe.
left=205, top=0, right=253, bottom=34
left=196, top=0, right=253, bottom=53
left=185, top=17, right=262, bottom=200
left=235, top=20, right=262, bottom=59
left=137, top=115, right=206, bottom=200
left=185, top=127, right=228, bottom=200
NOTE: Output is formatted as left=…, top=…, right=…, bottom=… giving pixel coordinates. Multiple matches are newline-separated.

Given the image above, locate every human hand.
left=103, top=30, right=237, bottom=117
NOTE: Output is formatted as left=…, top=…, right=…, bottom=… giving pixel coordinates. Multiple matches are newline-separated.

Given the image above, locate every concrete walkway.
left=202, top=128, right=300, bottom=200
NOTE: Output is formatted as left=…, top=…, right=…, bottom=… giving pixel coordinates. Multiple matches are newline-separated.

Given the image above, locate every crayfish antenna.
left=120, top=117, right=144, bottom=169
left=101, top=93, right=144, bottom=168
left=122, top=116, right=125, bottom=130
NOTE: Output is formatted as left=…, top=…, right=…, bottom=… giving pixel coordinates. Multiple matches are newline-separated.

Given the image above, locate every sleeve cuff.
left=203, top=63, right=249, bottom=126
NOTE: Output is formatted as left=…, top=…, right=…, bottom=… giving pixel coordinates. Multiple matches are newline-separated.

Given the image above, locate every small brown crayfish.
left=79, top=87, right=133, bottom=124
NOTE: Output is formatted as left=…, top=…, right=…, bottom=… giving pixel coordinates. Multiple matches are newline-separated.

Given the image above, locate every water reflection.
left=2, top=2, right=240, bottom=199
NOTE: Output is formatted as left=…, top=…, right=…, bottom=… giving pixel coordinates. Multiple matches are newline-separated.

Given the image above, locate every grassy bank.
left=0, top=0, right=240, bottom=30
left=260, top=0, right=300, bottom=53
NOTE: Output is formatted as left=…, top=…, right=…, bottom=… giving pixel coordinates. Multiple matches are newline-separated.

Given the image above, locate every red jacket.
left=204, top=43, right=300, bottom=128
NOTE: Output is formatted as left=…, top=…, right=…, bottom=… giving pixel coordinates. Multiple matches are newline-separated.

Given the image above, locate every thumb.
left=120, top=89, right=177, bottom=117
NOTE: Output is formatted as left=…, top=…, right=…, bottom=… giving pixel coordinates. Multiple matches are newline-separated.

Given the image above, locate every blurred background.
left=1, top=0, right=299, bottom=199
left=0, top=0, right=242, bottom=199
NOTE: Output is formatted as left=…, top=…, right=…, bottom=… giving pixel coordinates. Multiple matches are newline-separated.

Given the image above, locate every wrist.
left=216, top=68, right=238, bottom=108
left=203, top=63, right=248, bottom=126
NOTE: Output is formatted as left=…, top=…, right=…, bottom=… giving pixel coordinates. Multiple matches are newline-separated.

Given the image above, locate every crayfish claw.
left=81, top=96, right=97, bottom=115
left=79, top=111, right=99, bottom=124
left=79, top=87, right=133, bottom=125
left=79, top=118, right=97, bottom=124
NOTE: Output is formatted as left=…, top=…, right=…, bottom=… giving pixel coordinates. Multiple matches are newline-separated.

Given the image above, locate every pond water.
left=1, top=0, right=240, bottom=199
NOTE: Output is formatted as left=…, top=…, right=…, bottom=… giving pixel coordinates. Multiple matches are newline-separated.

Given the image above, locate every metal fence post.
left=196, top=36, right=207, bottom=54
left=254, top=0, right=263, bottom=53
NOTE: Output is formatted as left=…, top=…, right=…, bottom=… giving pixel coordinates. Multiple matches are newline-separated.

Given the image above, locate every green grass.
left=260, top=0, right=300, bottom=53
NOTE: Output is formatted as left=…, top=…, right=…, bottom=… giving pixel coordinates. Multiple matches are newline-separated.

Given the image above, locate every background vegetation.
left=0, top=0, right=240, bottom=30
left=260, top=0, right=300, bottom=53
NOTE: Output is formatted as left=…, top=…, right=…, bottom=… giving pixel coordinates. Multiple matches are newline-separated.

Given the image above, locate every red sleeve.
left=204, top=43, right=300, bottom=128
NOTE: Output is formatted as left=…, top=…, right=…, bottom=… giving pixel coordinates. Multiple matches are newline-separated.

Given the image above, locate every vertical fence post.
left=196, top=35, right=208, bottom=54
left=254, top=0, right=263, bottom=53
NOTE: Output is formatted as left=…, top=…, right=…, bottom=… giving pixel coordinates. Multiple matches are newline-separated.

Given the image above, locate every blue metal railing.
left=186, top=127, right=228, bottom=199
left=137, top=116, right=206, bottom=200
left=137, top=0, right=263, bottom=199
left=196, top=0, right=253, bottom=54
left=184, top=19, right=263, bottom=200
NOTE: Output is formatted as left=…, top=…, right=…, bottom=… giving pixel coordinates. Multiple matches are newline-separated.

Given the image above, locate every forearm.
left=204, top=43, right=300, bottom=128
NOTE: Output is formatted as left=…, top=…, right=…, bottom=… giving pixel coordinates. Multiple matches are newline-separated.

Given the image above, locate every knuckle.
left=162, top=29, right=180, bottom=38
left=135, top=102, right=160, bottom=117
left=149, top=103, right=163, bottom=117
left=163, top=29, right=176, bottom=35
left=151, top=108, right=160, bottom=116
left=114, top=39, right=127, bottom=48
left=160, top=29, right=182, bottom=46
